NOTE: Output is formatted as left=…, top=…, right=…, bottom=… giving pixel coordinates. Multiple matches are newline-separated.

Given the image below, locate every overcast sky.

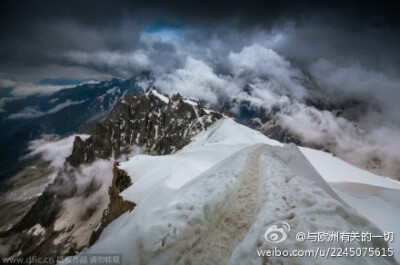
left=0, top=0, right=400, bottom=81
left=1, top=0, right=400, bottom=177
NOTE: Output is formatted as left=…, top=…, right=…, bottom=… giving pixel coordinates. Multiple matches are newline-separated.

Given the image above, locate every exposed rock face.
left=251, top=118, right=302, bottom=145
left=68, top=87, right=223, bottom=167
left=264, top=124, right=298, bottom=143
left=220, top=105, right=234, bottom=118
left=12, top=191, right=61, bottom=233
left=251, top=118, right=329, bottom=152
left=89, top=163, right=135, bottom=246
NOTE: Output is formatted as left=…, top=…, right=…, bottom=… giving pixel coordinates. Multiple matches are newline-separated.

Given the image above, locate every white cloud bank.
left=279, top=103, right=400, bottom=177
left=64, top=50, right=150, bottom=70
left=152, top=44, right=400, bottom=178
left=10, top=83, right=76, bottom=98
left=28, top=134, right=90, bottom=170
left=8, top=99, right=86, bottom=119
left=154, top=45, right=306, bottom=110
left=154, top=57, right=237, bottom=104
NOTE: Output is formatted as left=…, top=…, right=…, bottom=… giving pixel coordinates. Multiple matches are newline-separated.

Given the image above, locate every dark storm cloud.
left=1, top=0, right=399, bottom=107
left=152, top=42, right=176, bottom=53
left=1, top=0, right=399, bottom=74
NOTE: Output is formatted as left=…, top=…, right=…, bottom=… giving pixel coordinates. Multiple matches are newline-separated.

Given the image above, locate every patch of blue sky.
left=143, top=20, right=186, bottom=41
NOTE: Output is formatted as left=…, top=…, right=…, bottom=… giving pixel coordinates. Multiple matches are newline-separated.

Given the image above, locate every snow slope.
left=300, top=147, right=400, bottom=190
left=78, top=118, right=398, bottom=264
left=299, top=146, right=400, bottom=259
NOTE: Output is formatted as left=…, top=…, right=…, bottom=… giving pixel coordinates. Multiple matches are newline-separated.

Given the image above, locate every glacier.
left=77, top=117, right=400, bottom=264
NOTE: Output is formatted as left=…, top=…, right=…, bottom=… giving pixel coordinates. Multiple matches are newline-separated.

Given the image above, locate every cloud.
left=64, top=50, right=150, bottom=72
left=228, top=44, right=306, bottom=99
left=28, top=134, right=90, bottom=170
left=0, top=79, right=17, bottom=88
left=8, top=99, right=86, bottom=119
left=26, top=134, right=113, bottom=233
left=29, top=137, right=113, bottom=234
left=0, top=0, right=399, bottom=82
left=227, top=44, right=309, bottom=108
left=278, top=103, right=400, bottom=177
left=0, top=79, right=103, bottom=104
left=153, top=44, right=309, bottom=106
left=309, top=59, right=400, bottom=123
left=154, top=57, right=237, bottom=104
left=151, top=42, right=400, bottom=177
left=10, top=83, right=75, bottom=98
left=0, top=97, right=14, bottom=112
left=7, top=106, right=44, bottom=119
left=46, top=99, right=86, bottom=114
left=64, top=160, right=112, bottom=222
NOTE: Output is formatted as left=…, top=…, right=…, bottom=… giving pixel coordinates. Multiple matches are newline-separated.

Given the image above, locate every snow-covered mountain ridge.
left=81, top=118, right=400, bottom=264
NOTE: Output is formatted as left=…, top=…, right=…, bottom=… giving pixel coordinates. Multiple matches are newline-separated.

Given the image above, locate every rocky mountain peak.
left=67, top=87, right=224, bottom=167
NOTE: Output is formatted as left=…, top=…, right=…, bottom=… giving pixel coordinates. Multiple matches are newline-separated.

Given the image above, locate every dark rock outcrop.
left=89, top=163, right=135, bottom=246
left=252, top=118, right=331, bottom=153
left=12, top=191, right=61, bottom=233
left=251, top=118, right=302, bottom=145
left=220, top=105, right=234, bottom=118
left=67, top=87, right=223, bottom=167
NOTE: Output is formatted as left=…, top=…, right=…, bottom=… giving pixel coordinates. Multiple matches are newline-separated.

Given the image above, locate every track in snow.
left=177, top=149, right=263, bottom=265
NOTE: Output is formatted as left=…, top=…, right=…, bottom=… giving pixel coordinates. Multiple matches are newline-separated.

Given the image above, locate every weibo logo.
left=264, top=221, right=291, bottom=243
